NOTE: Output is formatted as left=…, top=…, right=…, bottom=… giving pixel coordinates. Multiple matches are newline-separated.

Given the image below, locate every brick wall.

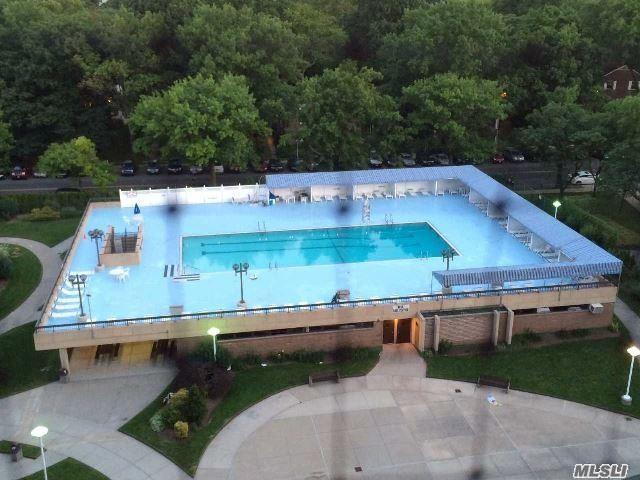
left=423, top=311, right=507, bottom=348
left=513, top=303, right=613, bottom=334
left=176, top=322, right=383, bottom=358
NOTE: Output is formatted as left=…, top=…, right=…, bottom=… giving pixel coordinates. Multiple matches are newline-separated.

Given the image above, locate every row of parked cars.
left=368, top=147, right=530, bottom=169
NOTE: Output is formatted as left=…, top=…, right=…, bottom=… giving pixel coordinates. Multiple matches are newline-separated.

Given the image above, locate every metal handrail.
left=34, top=280, right=612, bottom=333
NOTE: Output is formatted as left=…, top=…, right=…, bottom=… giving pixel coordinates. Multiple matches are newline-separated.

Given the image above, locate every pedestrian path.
left=615, top=298, right=640, bottom=345
left=0, top=236, right=71, bottom=334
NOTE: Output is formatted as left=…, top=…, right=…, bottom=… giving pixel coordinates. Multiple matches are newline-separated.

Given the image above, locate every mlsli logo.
left=573, top=464, right=629, bottom=479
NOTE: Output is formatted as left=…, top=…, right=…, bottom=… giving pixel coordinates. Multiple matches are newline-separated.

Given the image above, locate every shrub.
left=160, top=404, right=182, bottom=428
left=237, top=352, right=262, bottom=368
left=555, top=329, right=570, bottom=339
left=0, top=247, right=13, bottom=279
left=0, top=197, right=18, bottom=220
left=571, top=328, right=590, bottom=338
left=149, top=412, right=165, bottom=432
left=437, top=339, right=453, bottom=355
left=60, top=206, right=79, bottom=218
left=609, top=316, right=621, bottom=333
left=174, top=421, right=189, bottom=440
left=26, top=206, right=60, bottom=221
left=512, top=328, right=542, bottom=346
left=288, top=349, right=324, bottom=363
left=183, top=385, right=207, bottom=425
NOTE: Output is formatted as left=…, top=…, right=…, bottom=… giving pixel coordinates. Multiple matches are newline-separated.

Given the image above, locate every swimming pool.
left=181, top=222, right=453, bottom=273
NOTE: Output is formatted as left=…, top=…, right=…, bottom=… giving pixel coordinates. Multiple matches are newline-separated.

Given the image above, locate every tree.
left=401, top=74, right=509, bottom=160
left=0, top=109, right=13, bottom=170
left=520, top=98, right=603, bottom=197
left=130, top=74, right=269, bottom=179
left=378, top=0, right=507, bottom=93
left=38, top=137, right=114, bottom=187
left=178, top=3, right=305, bottom=124
left=281, top=63, right=401, bottom=171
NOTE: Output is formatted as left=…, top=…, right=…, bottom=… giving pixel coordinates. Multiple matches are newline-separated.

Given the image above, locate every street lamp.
left=68, top=274, right=87, bottom=318
left=232, top=262, right=249, bottom=308
left=552, top=200, right=562, bottom=219
left=621, top=345, right=640, bottom=405
left=441, top=248, right=455, bottom=271
left=207, top=327, right=221, bottom=361
left=88, top=229, right=104, bottom=268
left=30, top=425, right=49, bottom=480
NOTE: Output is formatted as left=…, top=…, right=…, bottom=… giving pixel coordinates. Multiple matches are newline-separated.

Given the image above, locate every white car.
left=400, top=153, right=416, bottom=167
left=33, top=171, right=48, bottom=178
left=570, top=171, right=596, bottom=185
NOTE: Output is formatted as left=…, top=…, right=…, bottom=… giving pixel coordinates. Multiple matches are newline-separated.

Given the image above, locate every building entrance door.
left=382, top=319, right=413, bottom=344
left=383, top=320, right=395, bottom=343
left=396, top=318, right=412, bottom=343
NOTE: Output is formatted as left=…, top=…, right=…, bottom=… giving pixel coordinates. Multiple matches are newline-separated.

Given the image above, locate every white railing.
left=119, top=184, right=269, bottom=208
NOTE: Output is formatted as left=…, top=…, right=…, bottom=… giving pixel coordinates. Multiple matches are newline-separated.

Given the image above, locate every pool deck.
left=45, top=195, right=547, bottom=327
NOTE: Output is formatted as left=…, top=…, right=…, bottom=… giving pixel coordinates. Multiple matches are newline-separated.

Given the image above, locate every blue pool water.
left=181, top=223, right=453, bottom=273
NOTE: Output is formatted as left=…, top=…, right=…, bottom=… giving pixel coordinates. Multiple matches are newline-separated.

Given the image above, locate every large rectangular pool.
left=182, top=222, right=453, bottom=273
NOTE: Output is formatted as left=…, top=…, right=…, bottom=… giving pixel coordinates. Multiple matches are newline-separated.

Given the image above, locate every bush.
left=160, top=404, right=182, bottom=428
left=174, top=421, right=189, bottom=440
left=26, top=206, right=60, bottom=221
left=609, top=316, right=621, bottom=333
left=571, top=328, right=590, bottom=338
left=512, top=328, right=542, bottom=346
left=0, top=247, right=13, bottom=279
left=0, top=197, right=18, bottom=220
left=183, top=385, right=207, bottom=425
left=60, top=206, right=79, bottom=218
left=555, top=329, right=570, bottom=339
left=437, top=339, right=453, bottom=355
left=149, top=412, right=164, bottom=432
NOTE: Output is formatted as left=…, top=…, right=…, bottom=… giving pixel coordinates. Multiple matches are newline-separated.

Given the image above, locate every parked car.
left=167, top=158, right=183, bottom=174
left=369, top=150, right=384, bottom=169
left=10, top=166, right=29, bottom=179
left=400, top=152, right=416, bottom=167
left=492, top=153, right=505, bottom=164
left=289, top=157, right=304, bottom=172
left=32, top=170, right=47, bottom=178
left=55, top=171, right=69, bottom=178
left=429, top=153, right=450, bottom=166
left=569, top=170, right=596, bottom=185
left=120, top=161, right=136, bottom=176
left=504, top=148, right=525, bottom=163
left=253, top=160, right=269, bottom=173
left=268, top=158, right=286, bottom=172
left=416, top=151, right=436, bottom=166
left=146, top=160, right=161, bottom=175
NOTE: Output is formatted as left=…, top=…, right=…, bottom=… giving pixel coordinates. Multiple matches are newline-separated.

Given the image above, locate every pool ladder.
left=384, top=214, right=394, bottom=225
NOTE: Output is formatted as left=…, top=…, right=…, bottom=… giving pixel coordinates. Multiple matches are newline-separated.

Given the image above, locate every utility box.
left=589, top=303, right=604, bottom=314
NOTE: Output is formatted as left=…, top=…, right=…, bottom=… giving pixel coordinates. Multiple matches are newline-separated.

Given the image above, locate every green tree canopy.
left=38, top=136, right=114, bottom=187
left=378, top=0, right=507, bottom=93
left=401, top=74, right=509, bottom=160
left=0, top=109, right=13, bottom=170
left=281, top=63, right=401, bottom=171
left=178, top=3, right=306, bottom=124
left=130, top=74, right=269, bottom=174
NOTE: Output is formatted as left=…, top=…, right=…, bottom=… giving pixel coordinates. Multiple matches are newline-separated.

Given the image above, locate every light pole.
left=622, top=345, right=640, bottom=405
left=552, top=200, right=562, bottom=219
left=88, top=229, right=104, bottom=268
left=207, top=327, right=221, bottom=361
left=86, top=293, right=93, bottom=322
left=441, top=248, right=455, bottom=271
left=68, top=274, right=87, bottom=318
left=232, top=262, right=249, bottom=308
left=30, top=425, right=49, bottom=480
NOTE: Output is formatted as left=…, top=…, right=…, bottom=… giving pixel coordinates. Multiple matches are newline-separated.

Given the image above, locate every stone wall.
left=512, top=303, right=613, bottom=334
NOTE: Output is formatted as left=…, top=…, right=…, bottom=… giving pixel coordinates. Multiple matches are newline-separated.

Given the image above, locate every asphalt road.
left=0, top=162, right=558, bottom=194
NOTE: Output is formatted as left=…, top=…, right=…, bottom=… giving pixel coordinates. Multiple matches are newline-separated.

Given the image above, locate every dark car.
left=120, top=161, right=136, bottom=176
left=504, top=148, right=525, bottom=163
left=428, top=152, right=450, bottom=166
left=167, top=158, right=183, bottom=174
left=11, top=166, right=29, bottom=179
left=253, top=160, right=269, bottom=173
left=146, top=160, right=161, bottom=175
left=289, top=157, right=304, bottom=172
left=55, top=171, right=69, bottom=178
left=492, top=153, right=505, bottom=164
left=268, top=158, right=286, bottom=172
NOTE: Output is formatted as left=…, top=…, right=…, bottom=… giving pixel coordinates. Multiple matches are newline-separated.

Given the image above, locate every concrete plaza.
left=197, top=345, right=640, bottom=480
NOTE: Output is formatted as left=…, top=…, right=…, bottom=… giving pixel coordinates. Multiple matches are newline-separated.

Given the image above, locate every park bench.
left=308, top=370, right=340, bottom=386
left=476, top=375, right=510, bottom=393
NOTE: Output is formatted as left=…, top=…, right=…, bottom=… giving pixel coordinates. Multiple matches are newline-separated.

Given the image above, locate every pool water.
left=182, top=222, right=453, bottom=273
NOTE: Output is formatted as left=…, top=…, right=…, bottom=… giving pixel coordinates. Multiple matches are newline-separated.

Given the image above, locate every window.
left=629, top=81, right=638, bottom=91
left=604, top=81, right=615, bottom=90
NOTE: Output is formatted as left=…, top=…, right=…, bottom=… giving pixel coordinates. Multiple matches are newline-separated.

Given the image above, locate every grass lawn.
left=120, top=352, right=380, bottom=476
left=569, top=194, right=640, bottom=246
left=0, top=322, right=58, bottom=398
left=20, top=458, right=108, bottom=480
left=0, top=217, right=81, bottom=247
left=0, top=440, right=41, bottom=459
left=0, top=245, right=42, bottom=321
left=427, top=337, right=640, bottom=417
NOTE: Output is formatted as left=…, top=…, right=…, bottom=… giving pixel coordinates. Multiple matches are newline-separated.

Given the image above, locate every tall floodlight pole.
left=31, top=426, right=49, bottom=480
left=233, top=262, right=249, bottom=308
left=622, top=345, right=640, bottom=405
left=88, top=229, right=104, bottom=267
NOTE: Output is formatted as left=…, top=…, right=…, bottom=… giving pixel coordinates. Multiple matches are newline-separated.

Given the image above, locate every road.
left=0, top=162, right=560, bottom=194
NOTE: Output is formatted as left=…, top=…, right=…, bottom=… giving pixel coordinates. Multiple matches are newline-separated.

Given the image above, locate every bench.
left=308, top=370, right=340, bottom=386
left=476, top=375, right=510, bottom=393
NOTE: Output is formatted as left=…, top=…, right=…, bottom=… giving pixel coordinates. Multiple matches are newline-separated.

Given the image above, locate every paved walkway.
left=196, top=344, right=640, bottom=480
left=0, top=364, right=188, bottom=480
left=615, top=298, right=640, bottom=345
left=0, top=236, right=71, bottom=335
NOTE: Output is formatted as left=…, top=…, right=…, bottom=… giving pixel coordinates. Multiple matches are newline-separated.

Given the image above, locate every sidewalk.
left=615, top=298, right=640, bottom=344
left=0, top=236, right=70, bottom=335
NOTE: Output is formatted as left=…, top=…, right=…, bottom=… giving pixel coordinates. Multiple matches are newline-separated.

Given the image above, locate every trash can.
left=10, top=443, right=22, bottom=462
left=59, top=367, right=69, bottom=384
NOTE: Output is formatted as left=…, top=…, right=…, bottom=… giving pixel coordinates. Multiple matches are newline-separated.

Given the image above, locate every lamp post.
left=207, top=327, right=221, bottom=361
left=622, top=345, right=640, bottom=405
left=86, top=293, right=93, bottom=322
left=232, top=262, right=249, bottom=308
left=30, top=426, right=49, bottom=480
left=441, top=248, right=455, bottom=271
left=552, top=200, right=562, bottom=219
left=68, top=274, right=87, bottom=318
left=88, top=229, right=104, bottom=269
